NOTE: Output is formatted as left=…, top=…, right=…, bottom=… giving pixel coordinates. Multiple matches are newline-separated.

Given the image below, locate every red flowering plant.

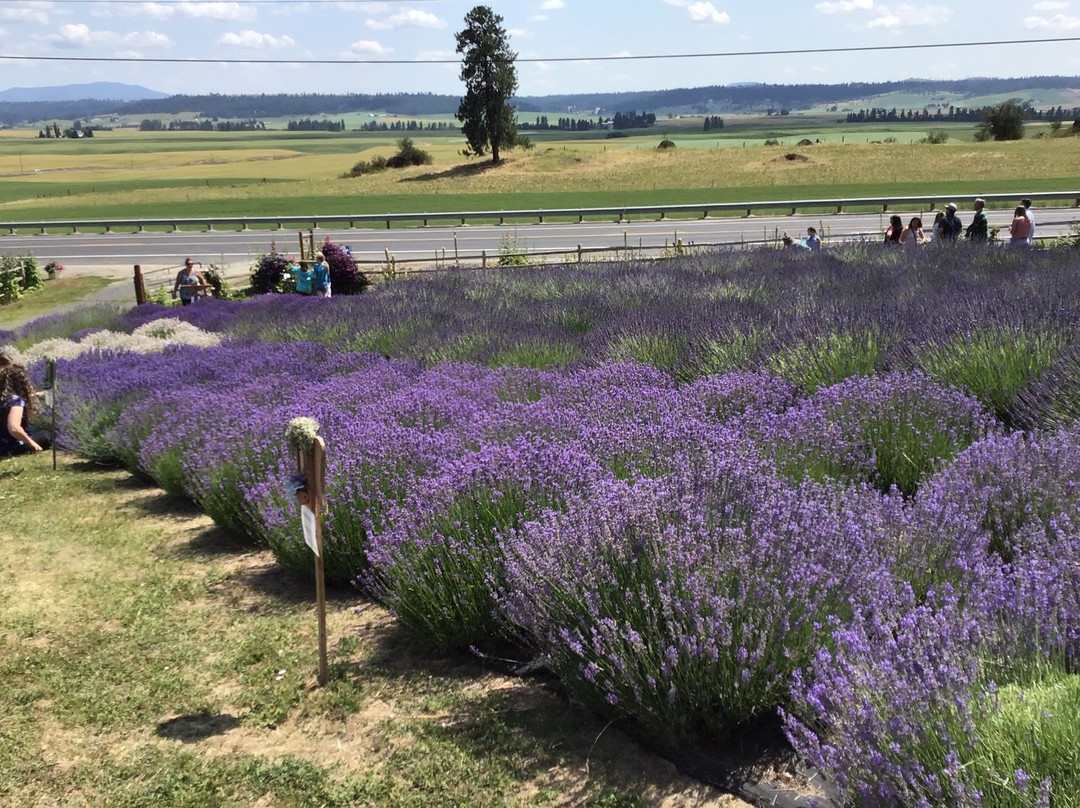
left=44, top=261, right=65, bottom=278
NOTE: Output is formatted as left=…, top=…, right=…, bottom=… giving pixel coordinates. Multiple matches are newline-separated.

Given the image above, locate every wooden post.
left=45, top=358, right=57, bottom=472
left=133, top=265, right=147, bottom=305
left=295, top=435, right=330, bottom=686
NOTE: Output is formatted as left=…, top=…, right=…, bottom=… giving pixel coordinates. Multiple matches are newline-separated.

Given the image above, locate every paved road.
left=1, top=207, right=1077, bottom=273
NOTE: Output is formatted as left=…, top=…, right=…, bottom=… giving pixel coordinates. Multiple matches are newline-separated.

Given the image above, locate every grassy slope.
left=0, top=277, right=113, bottom=329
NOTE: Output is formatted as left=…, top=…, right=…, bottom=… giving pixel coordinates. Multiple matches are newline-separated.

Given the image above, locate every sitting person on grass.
left=0, top=358, right=50, bottom=457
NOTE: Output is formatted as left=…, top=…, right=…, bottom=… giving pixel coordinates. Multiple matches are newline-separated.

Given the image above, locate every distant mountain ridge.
left=0, top=82, right=167, bottom=103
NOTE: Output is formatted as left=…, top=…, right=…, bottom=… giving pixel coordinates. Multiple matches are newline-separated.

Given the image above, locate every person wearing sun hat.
left=940, top=202, right=963, bottom=242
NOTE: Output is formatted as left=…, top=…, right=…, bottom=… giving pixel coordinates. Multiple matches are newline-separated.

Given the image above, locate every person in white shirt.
left=1021, top=198, right=1035, bottom=246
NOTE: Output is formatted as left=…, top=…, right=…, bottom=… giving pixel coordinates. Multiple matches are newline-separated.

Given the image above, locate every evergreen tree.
left=455, top=5, right=518, bottom=164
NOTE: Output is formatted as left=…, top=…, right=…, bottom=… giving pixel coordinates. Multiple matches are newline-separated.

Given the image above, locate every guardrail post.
left=71, top=225, right=78, bottom=234
left=791, top=206, right=797, bottom=215
left=482, top=250, right=487, bottom=268
left=836, top=204, right=843, bottom=214
left=133, top=265, right=147, bottom=306
left=386, top=219, right=392, bottom=229
left=105, top=224, right=114, bottom=233
left=577, top=244, right=583, bottom=263
left=882, top=203, right=889, bottom=212
left=424, top=216, right=429, bottom=227
left=578, top=213, right=584, bottom=223
left=702, top=209, right=709, bottom=219
left=137, top=224, right=145, bottom=233
left=206, top=221, right=214, bottom=232
left=659, top=211, right=666, bottom=220
left=538, top=214, right=545, bottom=224
left=461, top=216, right=467, bottom=226
left=40, top=225, right=47, bottom=235
left=499, top=215, right=505, bottom=225
left=241, top=221, right=250, bottom=231
left=171, top=223, right=180, bottom=232
left=745, top=207, right=752, bottom=218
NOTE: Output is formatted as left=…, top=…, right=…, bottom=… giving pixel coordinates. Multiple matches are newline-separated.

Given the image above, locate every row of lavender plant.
left=12, top=244, right=1080, bottom=430
left=42, top=333, right=1080, bottom=802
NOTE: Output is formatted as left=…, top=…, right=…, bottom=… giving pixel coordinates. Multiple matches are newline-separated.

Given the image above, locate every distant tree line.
left=139, top=118, right=266, bottom=131
left=4, top=76, right=1080, bottom=127
left=355, top=120, right=457, bottom=132
left=37, top=120, right=93, bottom=138
left=612, top=111, right=656, bottom=129
left=703, top=116, right=725, bottom=131
left=287, top=118, right=346, bottom=131
left=518, top=116, right=604, bottom=131
left=845, top=104, right=1080, bottom=123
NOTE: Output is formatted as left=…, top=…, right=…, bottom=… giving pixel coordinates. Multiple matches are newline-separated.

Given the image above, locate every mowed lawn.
left=0, top=125, right=1078, bottom=221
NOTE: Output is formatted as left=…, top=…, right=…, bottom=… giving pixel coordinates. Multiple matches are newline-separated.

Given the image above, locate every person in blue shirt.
left=312, top=252, right=331, bottom=298
left=290, top=262, right=314, bottom=295
left=805, top=226, right=821, bottom=251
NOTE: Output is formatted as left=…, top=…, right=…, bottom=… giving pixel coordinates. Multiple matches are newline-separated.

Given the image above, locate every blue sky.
left=0, top=0, right=1079, bottom=96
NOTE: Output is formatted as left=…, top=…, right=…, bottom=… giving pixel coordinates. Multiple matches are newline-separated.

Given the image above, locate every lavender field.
left=7, top=244, right=1080, bottom=807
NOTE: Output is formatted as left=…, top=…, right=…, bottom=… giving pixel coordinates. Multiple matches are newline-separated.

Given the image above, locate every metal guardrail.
left=3, top=191, right=1078, bottom=235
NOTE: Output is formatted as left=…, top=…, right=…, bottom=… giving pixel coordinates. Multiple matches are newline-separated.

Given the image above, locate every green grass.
left=0, top=455, right=708, bottom=807
left=0, top=276, right=113, bottom=328
left=2, top=127, right=1077, bottom=223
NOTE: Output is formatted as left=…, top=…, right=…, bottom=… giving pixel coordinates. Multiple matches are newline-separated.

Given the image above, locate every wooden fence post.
left=133, top=265, right=147, bottom=305
left=288, top=420, right=330, bottom=687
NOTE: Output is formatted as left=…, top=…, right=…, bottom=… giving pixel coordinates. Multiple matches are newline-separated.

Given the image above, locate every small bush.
left=21, top=254, right=42, bottom=291
left=250, top=251, right=292, bottom=295
left=923, top=129, right=950, bottom=144
left=657, top=139, right=676, bottom=150
left=0, top=253, right=22, bottom=305
left=321, top=240, right=369, bottom=294
left=386, top=137, right=433, bottom=169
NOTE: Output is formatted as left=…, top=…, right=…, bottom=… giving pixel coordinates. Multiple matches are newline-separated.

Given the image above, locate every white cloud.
left=217, top=30, right=296, bottom=49
left=815, top=0, right=874, bottom=13
left=508, top=27, right=529, bottom=38
left=540, top=0, right=566, bottom=9
left=347, top=39, right=394, bottom=55
left=98, top=2, right=256, bottom=22
left=0, top=3, right=52, bottom=25
left=687, top=2, right=730, bottom=22
left=366, top=9, right=446, bottom=30
left=664, top=0, right=730, bottom=23
left=1025, top=12, right=1080, bottom=27
left=55, top=23, right=104, bottom=44
left=1033, top=1, right=1070, bottom=9
left=531, top=14, right=550, bottom=21
left=122, top=29, right=171, bottom=47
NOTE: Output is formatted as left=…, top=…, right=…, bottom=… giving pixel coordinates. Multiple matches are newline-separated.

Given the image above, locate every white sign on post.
left=42, top=389, right=54, bottom=408
left=301, top=504, right=320, bottom=557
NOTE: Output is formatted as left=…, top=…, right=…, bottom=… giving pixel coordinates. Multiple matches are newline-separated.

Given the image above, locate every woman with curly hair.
left=0, top=354, right=47, bottom=456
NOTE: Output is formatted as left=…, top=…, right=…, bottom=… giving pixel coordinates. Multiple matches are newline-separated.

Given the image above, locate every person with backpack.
left=940, top=202, right=963, bottom=243
left=965, top=198, right=989, bottom=243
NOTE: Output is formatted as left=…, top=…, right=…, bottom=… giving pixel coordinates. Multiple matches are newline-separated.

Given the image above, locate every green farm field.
left=0, top=123, right=1077, bottom=222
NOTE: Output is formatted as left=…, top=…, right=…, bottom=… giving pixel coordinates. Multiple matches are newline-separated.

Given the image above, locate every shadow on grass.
left=156, top=712, right=241, bottom=743
left=230, top=561, right=359, bottom=606
left=400, top=160, right=504, bottom=184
